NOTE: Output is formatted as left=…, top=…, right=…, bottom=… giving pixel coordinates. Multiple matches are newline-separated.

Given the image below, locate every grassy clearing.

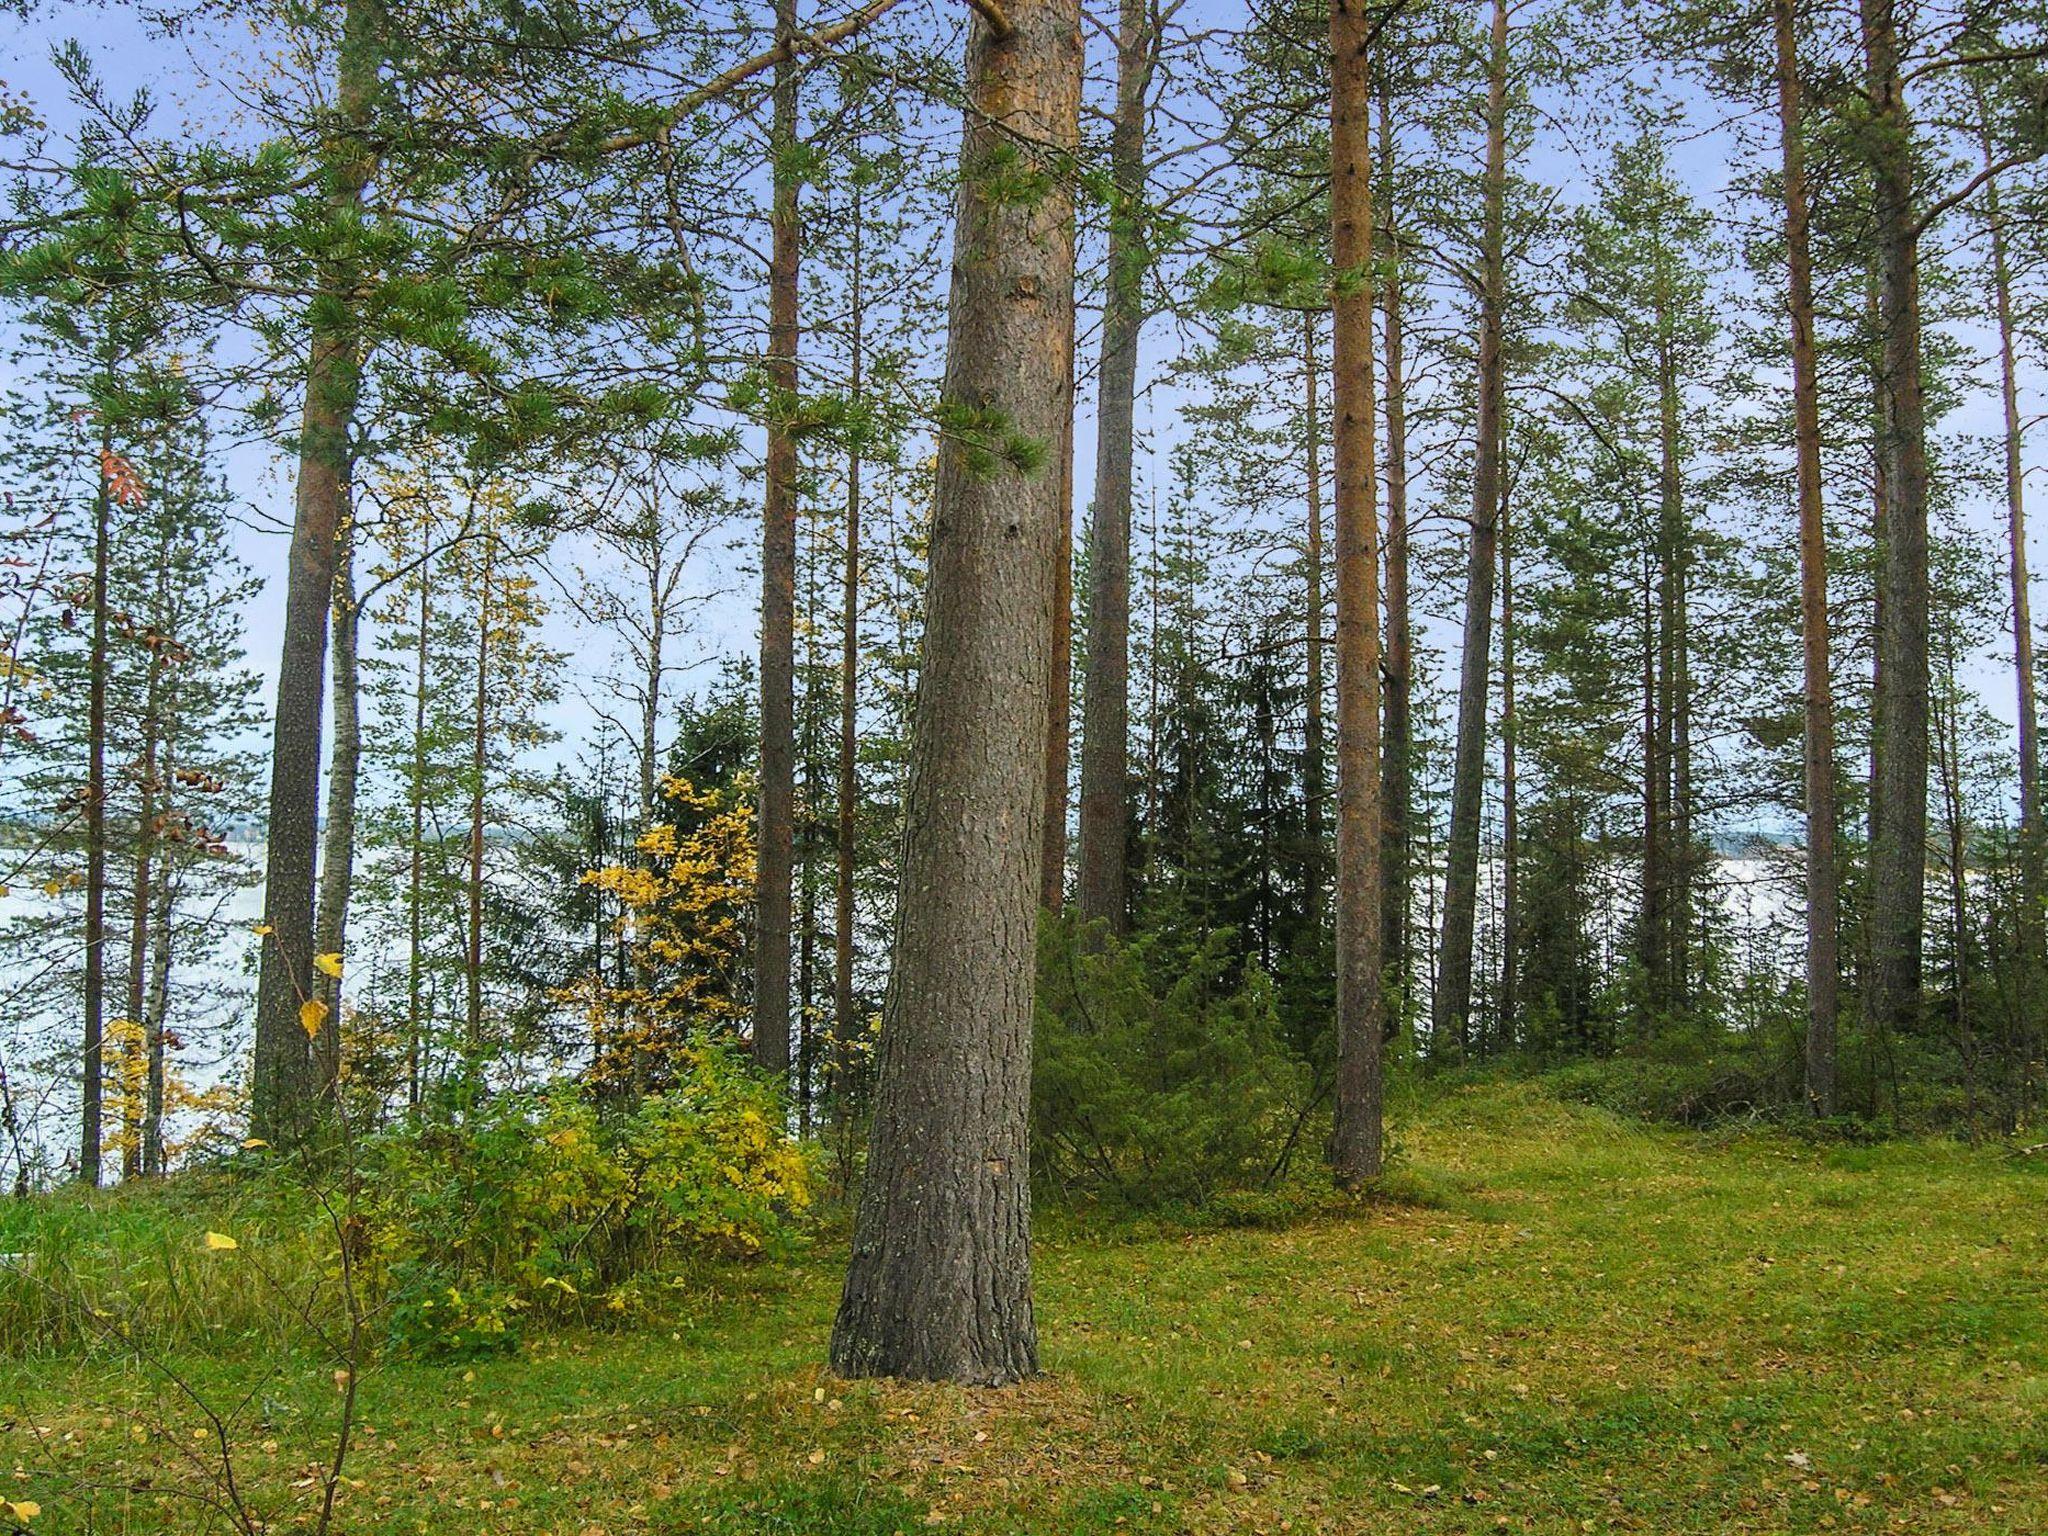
left=4, top=1079, right=2046, bottom=1533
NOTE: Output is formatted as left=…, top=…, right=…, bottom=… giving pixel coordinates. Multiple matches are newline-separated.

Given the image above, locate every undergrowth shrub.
left=1543, top=1047, right=1786, bottom=1127
left=368, top=1040, right=810, bottom=1357
left=1033, top=921, right=1311, bottom=1209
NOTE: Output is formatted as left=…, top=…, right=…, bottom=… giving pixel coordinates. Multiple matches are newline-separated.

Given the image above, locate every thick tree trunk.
left=754, top=0, right=801, bottom=1075
left=81, top=429, right=111, bottom=1186
left=1434, top=0, right=1507, bottom=1058
left=1329, top=0, right=1385, bottom=1184
left=251, top=0, right=378, bottom=1147
left=1378, top=85, right=1412, bottom=1022
left=1858, top=0, right=1930, bottom=1058
left=1074, top=0, right=1150, bottom=937
left=312, top=517, right=358, bottom=1092
left=1776, top=0, right=1839, bottom=1115
left=830, top=0, right=1079, bottom=1384
left=1302, top=313, right=1326, bottom=928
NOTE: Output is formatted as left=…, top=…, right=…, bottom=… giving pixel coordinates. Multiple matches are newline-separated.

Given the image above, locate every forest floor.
left=7, top=1079, right=2048, bottom=1534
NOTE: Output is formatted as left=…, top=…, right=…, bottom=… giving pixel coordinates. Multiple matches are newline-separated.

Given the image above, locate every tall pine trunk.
left=1434, top=0, right=1507, bottom=1057
left=1075, top=0, right=1150, bottom=936
left=251, top=0, right=378, bottom=1146
left=1329, top=0, right=1385, bottom=1183
left=1776, top=0, right=1839, bottom=1115
left=1378, top=84, right=1412, bottom=1023
left=830, top=0, right=1079, bottom=1384
left=754, top=0, right=801, bottom=1075
left=1858, top=0, right=1931, bottom=1060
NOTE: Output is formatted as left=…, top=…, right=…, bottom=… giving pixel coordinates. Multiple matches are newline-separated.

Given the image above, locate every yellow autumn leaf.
left=240, top=1138, right=268, bottom=1150
left=313, top=951, right=343, bottom=979
left=5, top=1499, right=39, bottom=1521
left=202, top=1232, right=238, bottom=1252
left=299, top=998, right=329, bottom=1039
left=251, top=923, right=274, bottom=937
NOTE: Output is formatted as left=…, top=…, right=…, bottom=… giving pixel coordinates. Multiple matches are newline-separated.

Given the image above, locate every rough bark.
left=754, top=0, right=801, bottom=1075
left=1329, top=0, right=1385, bottom=1184
left=1858, top=0, right=1931, bottom=1056
left=1074, top=0, right=1151, bottom=937
left=251, top=0, right=378, bottom=1146
left=1776, top=0, right=1839, bottom=1116
left=1433, top=0, right=1507, bottom=1058
left=830, top=0, right=1079, bottom=1384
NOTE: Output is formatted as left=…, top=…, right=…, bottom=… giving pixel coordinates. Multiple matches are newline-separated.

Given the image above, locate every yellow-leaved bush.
left=564, top=774, right=754, bottom=1096
left=366, top=1039, right=807, bottom=1358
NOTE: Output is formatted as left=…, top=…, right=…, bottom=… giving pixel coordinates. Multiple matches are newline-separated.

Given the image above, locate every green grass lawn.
left=7, top=1079, right=2047, bottom=1533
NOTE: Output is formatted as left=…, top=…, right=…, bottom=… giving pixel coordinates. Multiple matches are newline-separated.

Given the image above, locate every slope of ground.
left=5, top=1079, right=2046, bottom=1533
